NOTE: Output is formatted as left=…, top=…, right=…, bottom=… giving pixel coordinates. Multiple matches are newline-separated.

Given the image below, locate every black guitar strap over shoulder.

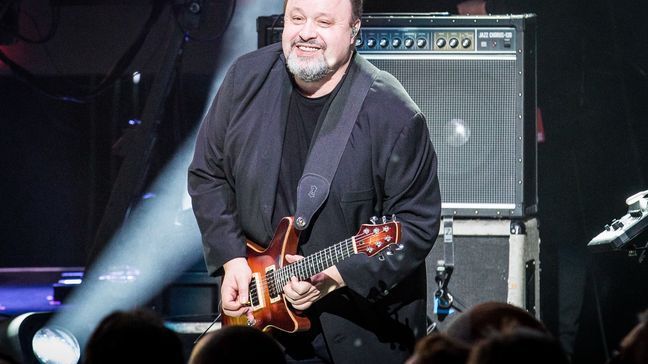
left=293, top=55, right=380, bottom=230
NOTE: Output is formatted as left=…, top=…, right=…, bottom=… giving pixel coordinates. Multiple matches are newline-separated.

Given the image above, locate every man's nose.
left=299, top=20, right=317, bottom=40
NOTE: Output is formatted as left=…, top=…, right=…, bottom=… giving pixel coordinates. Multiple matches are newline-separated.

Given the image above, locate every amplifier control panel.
left=355, top=27, right=516, bottom=53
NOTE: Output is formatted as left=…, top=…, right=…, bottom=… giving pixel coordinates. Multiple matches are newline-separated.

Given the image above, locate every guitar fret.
left=300, top=258, right=309, bottom=280
left=300, top=261, right=308, bottom=281
left=320, top=250, right=326, bottom=271
left=307, top=255, right=315, bottom=277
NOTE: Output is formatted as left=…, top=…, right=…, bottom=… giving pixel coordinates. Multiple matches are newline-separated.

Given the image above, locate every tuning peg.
left=391, top=214, right=397, bottom=222
left=378, top=254, right=385, bottom=261
left=396, top=243, right=404, bottom=251
left=370, top=216, right=379, bottom=224
left=382, top=216, right=387, bottom=223
left=385, top=249, right=394, bottom=256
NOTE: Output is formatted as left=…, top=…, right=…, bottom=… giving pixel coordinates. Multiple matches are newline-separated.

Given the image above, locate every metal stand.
left=429, top=217, right=460, bottom=333
left=87, top=2, right=202, bottom=265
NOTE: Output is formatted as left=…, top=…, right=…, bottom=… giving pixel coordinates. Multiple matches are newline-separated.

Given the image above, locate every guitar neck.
left=275, top=238, right=355, bottom=288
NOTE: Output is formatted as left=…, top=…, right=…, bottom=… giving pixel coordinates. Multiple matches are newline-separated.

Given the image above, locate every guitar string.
left=247, top=229, right=396, bottom=301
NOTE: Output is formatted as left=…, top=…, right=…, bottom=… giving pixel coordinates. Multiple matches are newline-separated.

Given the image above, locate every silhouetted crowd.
left=78, top=302, right=648, bottom=364
left=1, top=301, right=645, bottom=364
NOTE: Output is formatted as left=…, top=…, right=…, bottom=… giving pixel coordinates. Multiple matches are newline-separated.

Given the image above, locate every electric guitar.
left=221, top=215, right=402, bottom=333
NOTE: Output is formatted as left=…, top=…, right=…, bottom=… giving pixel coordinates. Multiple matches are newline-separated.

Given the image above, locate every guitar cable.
left=192, top=296, right=255, bottom=344
left=193, top=300, right=223, bottom=344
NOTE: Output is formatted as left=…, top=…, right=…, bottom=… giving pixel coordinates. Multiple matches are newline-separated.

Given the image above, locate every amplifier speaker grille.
left=368, top=57, right=519, bottom=208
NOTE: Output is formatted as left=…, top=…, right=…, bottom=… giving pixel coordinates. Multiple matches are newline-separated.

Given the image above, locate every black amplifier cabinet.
left=257, top=14, right=537, bottom=218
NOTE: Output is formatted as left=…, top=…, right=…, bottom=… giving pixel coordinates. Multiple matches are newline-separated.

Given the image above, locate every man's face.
left=282, top=0, right=358, bottom=83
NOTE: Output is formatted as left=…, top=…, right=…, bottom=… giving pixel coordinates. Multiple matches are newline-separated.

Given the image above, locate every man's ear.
left=351, top=20, right=361, bottom=38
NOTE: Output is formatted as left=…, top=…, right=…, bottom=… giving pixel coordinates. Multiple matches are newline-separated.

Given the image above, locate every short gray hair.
left=283, top=0, right=363, bottom=22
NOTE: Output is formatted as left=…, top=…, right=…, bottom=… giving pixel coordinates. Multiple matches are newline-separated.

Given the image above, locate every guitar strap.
left=293, top=55, right=380, bottom=230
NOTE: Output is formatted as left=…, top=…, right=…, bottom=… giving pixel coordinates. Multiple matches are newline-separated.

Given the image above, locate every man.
left=188, top=0, right=441, bottom=362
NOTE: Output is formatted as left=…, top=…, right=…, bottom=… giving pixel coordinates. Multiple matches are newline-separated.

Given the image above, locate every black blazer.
left=188, top=43, right=442, bottom=363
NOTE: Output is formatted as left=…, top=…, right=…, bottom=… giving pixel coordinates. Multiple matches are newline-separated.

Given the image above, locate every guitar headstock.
left=354, top=216, right=402, bottom=257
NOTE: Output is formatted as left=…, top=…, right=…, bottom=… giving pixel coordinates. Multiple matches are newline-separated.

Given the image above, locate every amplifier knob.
left=392, top=38, right=401, bottom=48
left=355, top=37, right=363, bottom=48
left=416, top=38, right=427, bottom=48
left=435, top=38, right=446, bottom=48
left=379, top=38, right=389, bottom=48
left=449, top=38, right=459, bottom=48
left=404, top=38, right=414, bottom=48
left=367, top=38, right=377, bottom=48
left=461, top=38, right=472, bottom=48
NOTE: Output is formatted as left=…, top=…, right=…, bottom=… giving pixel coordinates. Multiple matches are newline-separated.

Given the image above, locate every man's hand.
left=282, top=254, right=346, bottom=311
left=221, top=257, right=253, bottom=319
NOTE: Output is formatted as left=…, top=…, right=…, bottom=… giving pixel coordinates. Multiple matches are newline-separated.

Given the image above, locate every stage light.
left=0, top=311, right=80, bottom=364
left=132, top=71, right=141, bottom=84
left=32, top=326, right=80, bottom=364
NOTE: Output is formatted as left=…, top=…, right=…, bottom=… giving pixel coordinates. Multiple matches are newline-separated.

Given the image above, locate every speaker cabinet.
left=257, top=14, right=537, bottom=218
left=426, top=218, right=540, bottom=322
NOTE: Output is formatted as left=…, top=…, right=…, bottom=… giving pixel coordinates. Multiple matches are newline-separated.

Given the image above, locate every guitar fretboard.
left=266, top=238, right=356, bottom=298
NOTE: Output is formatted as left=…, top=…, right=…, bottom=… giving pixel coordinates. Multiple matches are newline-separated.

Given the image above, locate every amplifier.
left=257, top=14, right=537, bottom=217
left=426, top=218, right=541, bottom=323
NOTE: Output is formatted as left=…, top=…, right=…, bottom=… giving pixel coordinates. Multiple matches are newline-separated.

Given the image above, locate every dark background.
left=1, top=1, right=647, bottom=363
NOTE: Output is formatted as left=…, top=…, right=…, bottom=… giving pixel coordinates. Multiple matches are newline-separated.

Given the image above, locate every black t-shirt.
left=271, top=90, right=330, bottom=230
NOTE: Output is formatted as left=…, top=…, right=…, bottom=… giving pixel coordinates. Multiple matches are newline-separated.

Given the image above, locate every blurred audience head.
left=406, top=332, right=469, bottom=364
left=83, top=308, right=183, bottom=364
left=445, top=301, right=548, bottom=346
left=608, top=308, right=648, bottom=364
left=467, top=327, right=569, bottom=364
left=188, top=325, right=286, bottom=364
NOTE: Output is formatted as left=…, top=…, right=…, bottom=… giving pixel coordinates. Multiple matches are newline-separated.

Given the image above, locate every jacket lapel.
left=256, top=57, right=293, bottom=238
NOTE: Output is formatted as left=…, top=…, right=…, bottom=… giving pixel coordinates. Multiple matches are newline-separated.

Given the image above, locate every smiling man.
left=188, top=0, right=442, bottom=362
left=282, top=0, right=360, bottom=96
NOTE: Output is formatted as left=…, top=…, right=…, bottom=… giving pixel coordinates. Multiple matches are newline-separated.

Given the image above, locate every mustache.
left=291, top=38, right=326, bottom=49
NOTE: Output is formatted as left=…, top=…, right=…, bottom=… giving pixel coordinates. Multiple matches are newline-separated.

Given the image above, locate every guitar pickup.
left=266, top=266, right=281, bottom=303
left=249, top=273, right=265, bottom=310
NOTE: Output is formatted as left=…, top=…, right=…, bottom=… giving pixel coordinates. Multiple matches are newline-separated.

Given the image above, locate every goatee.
left=286, top=41, right=331, bottom=82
